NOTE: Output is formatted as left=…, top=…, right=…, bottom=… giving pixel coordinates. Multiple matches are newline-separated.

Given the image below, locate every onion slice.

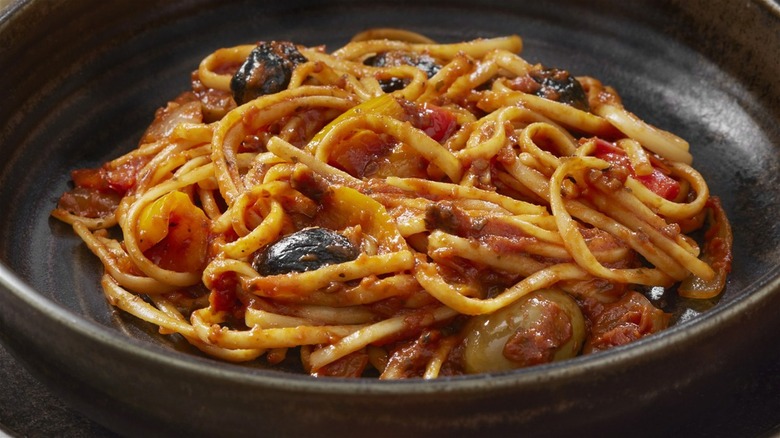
left=678, top=197, right=733, bottom=299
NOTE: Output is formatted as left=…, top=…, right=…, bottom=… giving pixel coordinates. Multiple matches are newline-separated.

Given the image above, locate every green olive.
left=463, top=289, right=586, bottom=374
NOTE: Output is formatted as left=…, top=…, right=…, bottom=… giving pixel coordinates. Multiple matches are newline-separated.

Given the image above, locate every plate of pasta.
left=1, top=0, right=779, bottom=436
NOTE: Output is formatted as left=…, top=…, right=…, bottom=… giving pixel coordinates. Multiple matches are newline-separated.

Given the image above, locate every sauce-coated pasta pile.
left=53, top=29, right=732, bottom=378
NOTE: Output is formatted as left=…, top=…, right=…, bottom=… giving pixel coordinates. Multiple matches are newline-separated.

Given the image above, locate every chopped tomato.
left=209, top=272, right=241, bottom=313
left=582, top=291, right=670, bottom=353
left=57, top=186, right=121, bottom=219
left=105, top=156, right=149, bottom=193
left=420, top=104, right=457, bottom=141
left=329, top=130, right=396, bottom=177
left=59, top=155, right=151, bottom=218
left=403, top=101, right=457, bottom=142
left=71, top=155, right=149, bottom=195
left=634, top=171, right=680, bottom=201
left=593, top=139, right=680, bottom=200
left=71, top=168, right=113, bottom=191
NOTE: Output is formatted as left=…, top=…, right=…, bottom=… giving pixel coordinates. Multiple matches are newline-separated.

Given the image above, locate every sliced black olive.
left=363, top=51, right=441, bottom=92
left=231, top=41, right=307, bottom=105
left=252, top=227, right=358, bottom=276
left=528, top=67, right=590, bottom=112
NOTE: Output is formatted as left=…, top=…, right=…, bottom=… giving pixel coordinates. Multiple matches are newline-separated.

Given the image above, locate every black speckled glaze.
left=1, top=1, right=779, bottom=436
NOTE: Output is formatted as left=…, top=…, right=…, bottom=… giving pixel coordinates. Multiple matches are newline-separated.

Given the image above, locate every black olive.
left=528, top=67, right=590, bottom=112
left=363, top=51, right=441, bottom=93
left=231, top=41, right=307, bottom=105
left=252, top=227, right=358, bottom=275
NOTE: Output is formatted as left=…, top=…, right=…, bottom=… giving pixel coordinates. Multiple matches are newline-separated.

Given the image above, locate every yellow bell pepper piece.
left=137, top=191, right=210, bottom=272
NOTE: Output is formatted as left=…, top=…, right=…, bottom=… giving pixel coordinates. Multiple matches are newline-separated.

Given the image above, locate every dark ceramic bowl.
left=1, top=1, right=779, bottom=436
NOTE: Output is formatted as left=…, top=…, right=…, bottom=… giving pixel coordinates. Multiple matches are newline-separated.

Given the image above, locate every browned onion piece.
left=678, top=197, right=733, bottom=299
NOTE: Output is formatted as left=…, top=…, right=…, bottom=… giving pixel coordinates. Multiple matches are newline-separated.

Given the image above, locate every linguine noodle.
left=52, top=29, right=732, bottom=378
